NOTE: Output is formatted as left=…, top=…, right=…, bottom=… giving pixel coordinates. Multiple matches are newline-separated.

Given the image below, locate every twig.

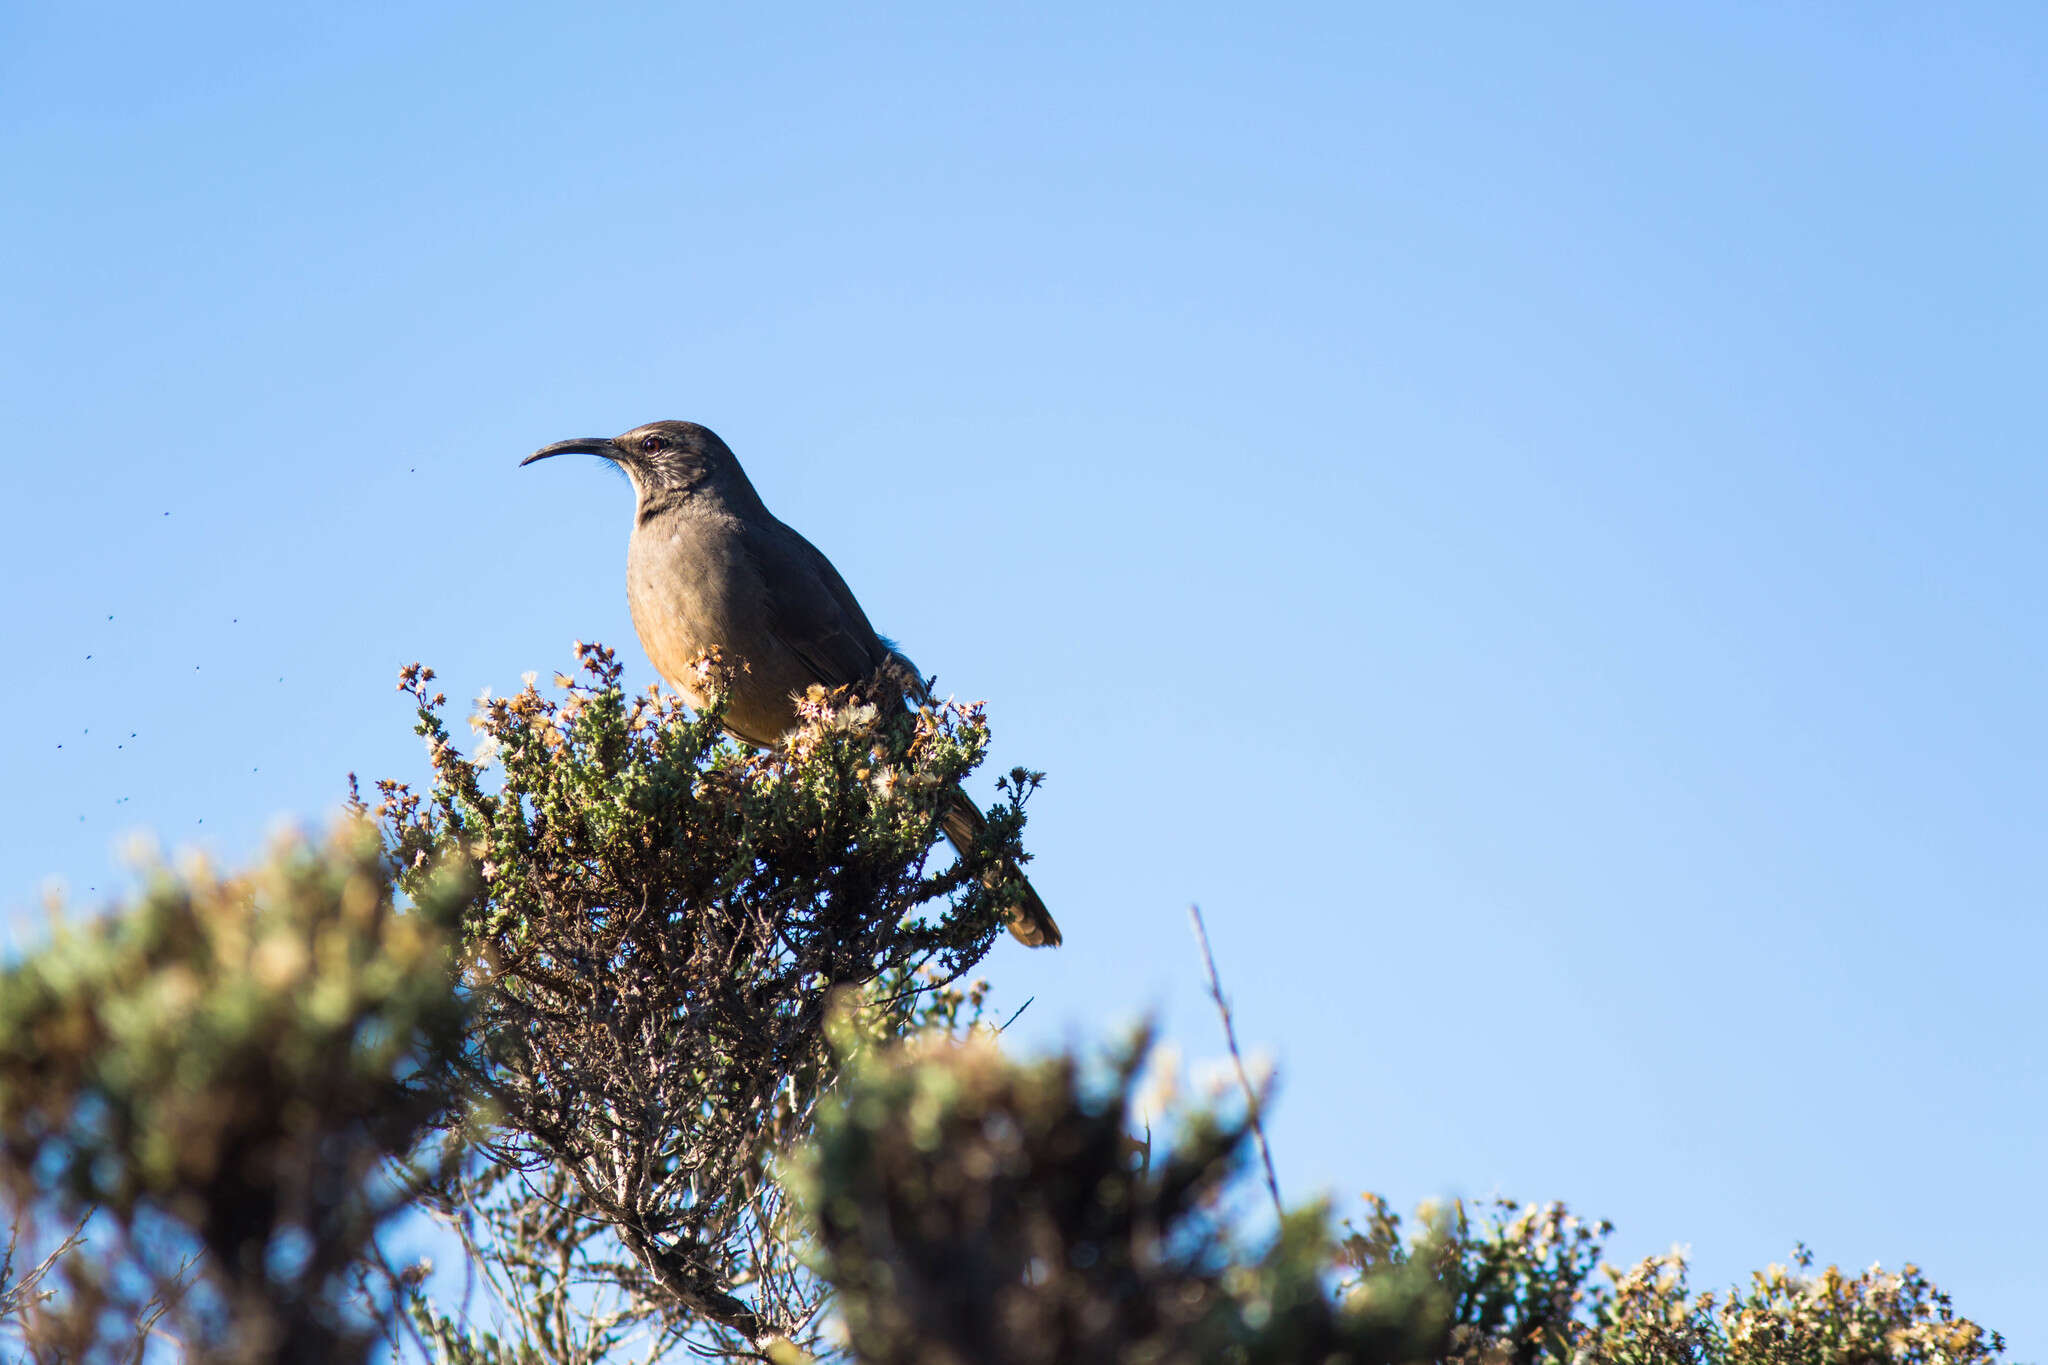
left=0, top=1210, right=91, bottom=1321
left=998, top=996, right=1035, bottom=1033
left=125, top=1253, right=194, bottom=1365
left=1186, top=905, right=1283, bottom=1219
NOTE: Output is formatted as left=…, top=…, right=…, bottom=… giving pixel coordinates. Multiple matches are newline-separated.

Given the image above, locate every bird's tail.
left=941, top=789, right=1062, bottom=948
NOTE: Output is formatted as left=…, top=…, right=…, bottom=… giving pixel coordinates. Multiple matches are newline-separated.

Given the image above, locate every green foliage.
left=0, top=823, right=475, bottom=1364
left=1339, top=1197, right=2006, bottom=1365
left=804, top=1030, right=1445, bottom=1365
left=1340, top=1195, right=1609, bottom=1361
left=378, top=643, right=1015, bottom=970
left=1580, top=1243, right=2004, bottom=1365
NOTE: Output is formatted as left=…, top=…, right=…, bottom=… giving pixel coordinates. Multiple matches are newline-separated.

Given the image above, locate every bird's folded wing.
left=743, top=519, right=891, bottom=692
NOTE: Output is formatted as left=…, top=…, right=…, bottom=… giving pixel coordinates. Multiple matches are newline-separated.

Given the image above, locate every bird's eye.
left=640, top=434, right=668, bottom=455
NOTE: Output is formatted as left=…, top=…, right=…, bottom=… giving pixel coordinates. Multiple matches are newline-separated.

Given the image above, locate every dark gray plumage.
left=523, top=419, right=1060, bottom=948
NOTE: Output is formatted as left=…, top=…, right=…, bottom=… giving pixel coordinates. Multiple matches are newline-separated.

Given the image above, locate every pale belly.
left=625, top=528, right=808, bottom=746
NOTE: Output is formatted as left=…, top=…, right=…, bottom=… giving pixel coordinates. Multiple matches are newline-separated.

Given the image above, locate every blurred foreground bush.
left=0, top=645, right=2012, bottom=1363
left=0, top=824, right=475, bottom=1363
left=806, top=1029, right=1442, bottom=1365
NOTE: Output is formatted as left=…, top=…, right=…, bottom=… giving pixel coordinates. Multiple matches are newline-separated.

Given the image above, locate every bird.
left=523, top=419, right=1060, bottom=948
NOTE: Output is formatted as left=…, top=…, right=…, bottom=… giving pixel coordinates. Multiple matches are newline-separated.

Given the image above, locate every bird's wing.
left=743, top=519, right=890, bottom=690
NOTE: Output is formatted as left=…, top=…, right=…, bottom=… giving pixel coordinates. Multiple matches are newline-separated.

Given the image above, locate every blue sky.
left=4, top=1, right=2043, bottom=1349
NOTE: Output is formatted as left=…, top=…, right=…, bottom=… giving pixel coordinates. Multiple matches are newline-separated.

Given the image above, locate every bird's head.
left=522, top=420, right=761, bottom=509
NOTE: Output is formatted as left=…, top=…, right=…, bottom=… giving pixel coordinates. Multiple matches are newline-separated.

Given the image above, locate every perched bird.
left=523, top=419, right=1060, bottom=947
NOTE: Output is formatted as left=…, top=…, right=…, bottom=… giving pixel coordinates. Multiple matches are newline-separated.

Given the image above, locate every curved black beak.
left=521, top=437, right=619, bottom=467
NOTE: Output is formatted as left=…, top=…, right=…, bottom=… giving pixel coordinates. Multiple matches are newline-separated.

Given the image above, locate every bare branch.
left=1186, top=904, right=1283, bottom=1220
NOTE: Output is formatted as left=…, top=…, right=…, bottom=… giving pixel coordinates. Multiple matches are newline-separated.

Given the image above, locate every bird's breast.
left=624, top=515, right=785, bottom=735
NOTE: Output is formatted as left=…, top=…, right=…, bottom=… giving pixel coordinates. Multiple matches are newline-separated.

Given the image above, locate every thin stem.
left=1186, top=905, right=1282, bottom=1220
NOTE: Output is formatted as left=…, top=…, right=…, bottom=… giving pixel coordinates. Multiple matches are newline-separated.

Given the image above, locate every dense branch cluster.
left=374, top=644, right=1028, bottom=1350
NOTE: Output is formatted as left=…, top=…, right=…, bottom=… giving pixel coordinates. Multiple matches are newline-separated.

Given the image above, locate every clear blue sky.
left=5, top=1, right=2043, bottom=1349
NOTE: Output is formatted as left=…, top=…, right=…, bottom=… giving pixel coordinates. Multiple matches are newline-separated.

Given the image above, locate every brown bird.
left=523, top=419, right=1060, bottom=948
